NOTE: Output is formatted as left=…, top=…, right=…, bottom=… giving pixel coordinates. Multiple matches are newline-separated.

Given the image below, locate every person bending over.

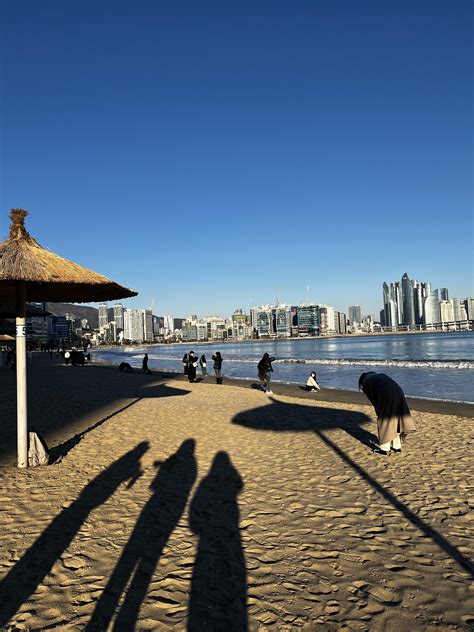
left=358, top=372, right=416, bottom=456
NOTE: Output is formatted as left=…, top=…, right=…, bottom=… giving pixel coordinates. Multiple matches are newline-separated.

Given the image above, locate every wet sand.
left=0, top=355, right=473, bottom=630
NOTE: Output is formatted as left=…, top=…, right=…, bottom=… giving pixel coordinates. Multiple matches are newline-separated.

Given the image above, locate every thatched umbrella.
left=0, top=209, right=138, bottom=467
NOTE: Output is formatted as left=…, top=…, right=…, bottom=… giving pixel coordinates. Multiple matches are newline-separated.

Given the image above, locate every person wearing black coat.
left=257, top=352, right=275, bottom=394
left=199, top=354, right=207, bottom=377
left=142, top=353, right=149, bottom=374
left=188, top=351, right=198, bottom=383
left=182, top=353, right=188, bottom=376
left=212, top=352, right=223, bottom=384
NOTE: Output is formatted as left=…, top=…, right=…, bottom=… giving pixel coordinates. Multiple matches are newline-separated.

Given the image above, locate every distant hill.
left=46, top=303, right=99, bottom=328
left=46, top=303, right=183, bottom=330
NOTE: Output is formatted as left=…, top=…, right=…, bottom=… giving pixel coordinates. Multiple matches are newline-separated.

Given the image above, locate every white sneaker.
left=266, top=390, right=273, bottom=395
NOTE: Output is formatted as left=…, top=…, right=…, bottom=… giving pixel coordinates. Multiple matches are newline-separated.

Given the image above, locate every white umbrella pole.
left=16, top=282, right=28, bottom=468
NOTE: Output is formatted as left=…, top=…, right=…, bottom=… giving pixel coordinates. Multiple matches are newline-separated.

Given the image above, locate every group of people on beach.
left=141, top=350, right=415, bottom=458
left=182, top=352, right=223, bottom=384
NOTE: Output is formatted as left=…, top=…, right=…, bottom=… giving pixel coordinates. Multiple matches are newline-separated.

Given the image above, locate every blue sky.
left=1, top=0, right=472, bottom=317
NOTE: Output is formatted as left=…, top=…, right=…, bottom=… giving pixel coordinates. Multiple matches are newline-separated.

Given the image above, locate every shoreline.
left=90, top=360, right=474, bottom=418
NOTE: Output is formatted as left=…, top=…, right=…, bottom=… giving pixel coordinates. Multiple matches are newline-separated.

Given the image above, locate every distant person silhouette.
left=199, top=354, right=207, bottom=377
left=182, top=353, right=189, bottom=375
left=188, top=351, right=198, bottom=383
left=188, top=451, right=247, bottom=631
left=87, top=440, right=197, bottom=631
left=142, top=353, right=149, bottom=374
left=257, top=352, right=275, bottom=394
left=212, top=352, right=223, bottom=384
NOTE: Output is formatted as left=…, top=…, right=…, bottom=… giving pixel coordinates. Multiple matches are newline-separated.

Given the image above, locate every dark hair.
left=358, top=371, right=375, bottom=390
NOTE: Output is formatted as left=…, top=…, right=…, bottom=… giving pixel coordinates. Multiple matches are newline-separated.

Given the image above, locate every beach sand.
left=0, top=355, right=473, bottom=630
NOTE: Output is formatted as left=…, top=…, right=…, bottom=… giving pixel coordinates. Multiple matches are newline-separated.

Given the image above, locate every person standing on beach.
left=212, top=352, right=223, bottom=384
left=182, top=353, right=188, bottom=376
left=64, top=350, right=71, bottom=366
left=199, top=354, right=207, bottom=377
left=306, top=371, right=321, bottom=392
left=188, top=351, right=198, bottom=383
left=358, top=372, right=416, bottom=456
left=257, top=352, right=275, bottom=394
left=142, top=353, right=149, bottom=374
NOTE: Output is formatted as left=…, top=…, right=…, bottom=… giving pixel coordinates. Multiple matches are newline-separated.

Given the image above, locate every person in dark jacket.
left=142, top=353, right=149, bottom=374
left=199, top=354, right=207, bottom=377
left=182, top=353, right=188, bottom=375
left=257, top=352, right=275, bottom=394
left=212, top=352, right=223, bottom=384
left=188, top=351, right=198, bottom=383
left=359, top=372, right=416, bottom=456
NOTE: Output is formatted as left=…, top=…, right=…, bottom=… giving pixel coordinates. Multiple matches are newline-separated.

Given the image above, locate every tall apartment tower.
left=113, top=303, right=124, bottom=330
left=98, top=303, right=109, bottom=330
left=439, top=288, right=449, bottom=301
left=401, top=273, right=416, bottom=327
left=348, top=306, right=362, bottom=325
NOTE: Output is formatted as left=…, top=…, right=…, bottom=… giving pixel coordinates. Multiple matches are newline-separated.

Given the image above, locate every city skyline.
left=2, top=2, right=472, bottom=318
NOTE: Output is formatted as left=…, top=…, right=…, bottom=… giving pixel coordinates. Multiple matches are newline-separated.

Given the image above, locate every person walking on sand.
left=199, top=354, right=207, bottom=377
left=306, top=371, right=321, bottom=392
left=142, top=353, right=149, bottom=374
left=257, top=352, right=275, bottom=394
left=358, top=372, right=416, bottom=456
left=182, top=353, right=189, bottom=376
left=212, top=352, right=223, bottom=384
left=188, top=351, right=198, bottom=383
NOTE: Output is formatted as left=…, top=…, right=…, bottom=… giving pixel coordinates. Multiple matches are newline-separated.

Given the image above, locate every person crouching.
left=306, top=371, right=321, bottom=392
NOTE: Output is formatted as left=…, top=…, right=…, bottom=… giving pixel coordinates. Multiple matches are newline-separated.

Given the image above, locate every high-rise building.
left=251, top=306, right=273, bottom=337
left=439, top=300, right=454, bottom=323
left=98, top=303, right=109, bottom=330
left=401, top=273, right=416, bottom=327
left=274, top=305, right=292, bottom=337
left=164, top=315, right=175, bottom=333
left=452, top=299, right=467, bottom=322
left=113, top=303, right=124, bottom=330
left=439, top=288, right=449, bottom=301
left=348, top=306, right=362, bottom=325
left=296, top=305, right=319, bottom=336
left=466, top=298, right=474, bottom=320
left=423, top=289, right=440, bottom=325
left=143, top=309, right=154, bottom=342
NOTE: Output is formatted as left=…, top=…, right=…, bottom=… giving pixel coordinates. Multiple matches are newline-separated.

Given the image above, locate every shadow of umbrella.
left=0, top=209, right=137, bottom=467
left=232, top=397, right=474, bottom=578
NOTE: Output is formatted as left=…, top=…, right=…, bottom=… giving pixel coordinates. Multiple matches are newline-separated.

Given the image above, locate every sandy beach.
left=0, top=354, right=473, bottom=630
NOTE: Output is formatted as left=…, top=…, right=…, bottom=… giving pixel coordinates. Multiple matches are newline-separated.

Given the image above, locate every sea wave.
left=124, top=353, right=474, bottom=370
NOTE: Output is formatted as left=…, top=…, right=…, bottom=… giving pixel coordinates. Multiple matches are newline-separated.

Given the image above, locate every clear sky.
left=1, top=0, right=472, bottom=317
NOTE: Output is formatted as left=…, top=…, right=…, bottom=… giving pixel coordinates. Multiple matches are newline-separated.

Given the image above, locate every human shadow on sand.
left=86, top=439, right=197, bottom=631
left=232, top=397, right=474, bottom=578
left=0, top=362, right=190, bottom=462
left=0, top=442, right=149, bottom=628
left=188, top=451, right=247, bottom=632
left=49, top=383, right=191, bottom=462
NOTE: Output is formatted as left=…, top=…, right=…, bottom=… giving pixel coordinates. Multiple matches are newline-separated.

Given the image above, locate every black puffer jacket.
left=257, top=353, right=275, bottom=373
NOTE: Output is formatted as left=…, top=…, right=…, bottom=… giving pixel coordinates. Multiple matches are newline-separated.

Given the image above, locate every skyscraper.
left=423, top=289, right=440, bottom=325
left=348, top=306, right=362, bottom=325
left=98, top=303, right=109, bottom=330
left=113, top=303, right=124, bottom=330
left=439, top=288, right=449, bottom=301
left=401, top=273, right=416, bottom=327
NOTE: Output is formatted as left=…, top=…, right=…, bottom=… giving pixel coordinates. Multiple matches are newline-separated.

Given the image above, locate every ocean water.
left=91, top=332, right=474, bottom=404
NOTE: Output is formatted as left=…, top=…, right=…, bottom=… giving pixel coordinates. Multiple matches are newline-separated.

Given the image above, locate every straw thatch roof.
left=0, top=209, right=138, bottom=303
